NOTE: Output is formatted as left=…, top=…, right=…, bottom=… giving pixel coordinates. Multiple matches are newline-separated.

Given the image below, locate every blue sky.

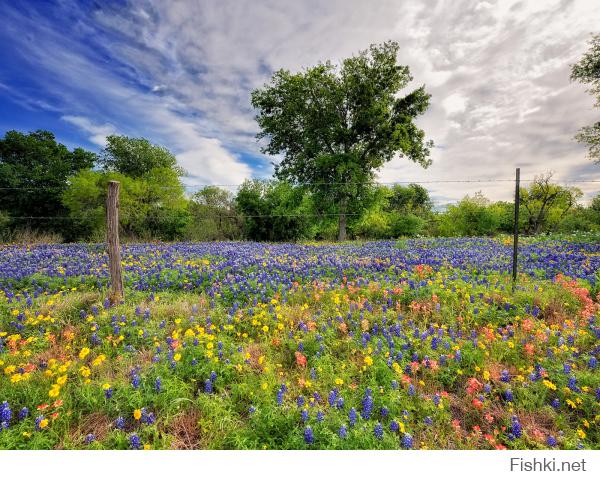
left=1, top=0, right=599, bottom=202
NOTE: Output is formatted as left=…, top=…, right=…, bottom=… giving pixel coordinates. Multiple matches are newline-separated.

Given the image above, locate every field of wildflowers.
left=0, top=237, right=599, bottom=450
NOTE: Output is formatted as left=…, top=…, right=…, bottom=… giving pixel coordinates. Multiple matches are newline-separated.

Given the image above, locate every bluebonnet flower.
left=408, top=384, right=415, bottom=396
left=301, top=409, right=309, bottom=423
left=104, top=387, right=114, bottom=399
left=304, top=426, right=314, bottom=444
left=361, top=395, right=373, bottom=419
left=424, top=416, right=433, bottom=426
left=336, top=397, right=344, bottom=409
left=34, top=416, right=45, bottom=431
left=589, top=357, right=597, bottom=369
left=402, top=433, right=413, bottom=449
left=210, top=371, right=217, bottom=383
left=129, top=433, right=141, bottom=450
left=249, top=406, right=256, bottom=415
left=154, top=377, right=162, bottom=393
left=131, top=375, right=140, bottom=389
left=511, top=416, right=522, bottom=439
left=596, top=388, right=600, bottom=402
left=85, top=434, right=96, bottom=444
left=276, top=387, right=284, bottom=406
left=297, top=396, right=305, bottom=408
left=433, top=394, right=440, bottom=407
left=551, top=398, right=560, bottom=409
left=115, top=416, right=125, bottom=430
left=547, top=436, right=557, bottom=447
left=328, top=389, right=337, bottom=407
left=1, top=401, right=11, bottom=424
left=338, top=424, right=347, bottom=439
left=391, top=380, right=398, bottom=390
left=500, top=370, right=510, bottom=382
left=567, top=376, right=580, bottom=393
left=349, top=408, right=357, bottom=427
left=18, top=407, right=29, bottom=420
left=204, top=379, right=213, bottom=394
left=390, top=420, right=399, bottom=432
left=504, top=389, right=514, bottom=402
left=316, top=411, right=324, bottom=422
left=374, top=423, right=383, bottom=440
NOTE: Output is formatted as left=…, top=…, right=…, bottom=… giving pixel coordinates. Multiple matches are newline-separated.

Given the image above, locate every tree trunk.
left=338, top=197, right=348, bottom=242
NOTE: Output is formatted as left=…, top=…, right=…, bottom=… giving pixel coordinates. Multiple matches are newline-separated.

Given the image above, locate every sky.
left=1, top=0, right=599, bottom=204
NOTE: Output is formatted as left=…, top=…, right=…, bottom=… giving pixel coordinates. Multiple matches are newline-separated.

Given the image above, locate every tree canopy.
left=0, top=130, right=96, bottom=234
left=251, top=41, right=433, bottom=240
left=571, top=33, right=600, bottom=163
left=99, top=135, right=182, bottom=177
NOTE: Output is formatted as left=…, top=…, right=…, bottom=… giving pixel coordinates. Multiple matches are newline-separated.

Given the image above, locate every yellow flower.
left=173, top=353, right=181, bottom=362
left=92, top=355, right=106, bottom=367
left=577, top=429, right=586, bottom=439
left=262, top=325, right=269, bottom=333
left=144, top=444, right=151, bottom=450
left=134, top=409, right=142, bottom=420
left=79, top=366, right=91, bottom=378
left=364, top=356, right=373, bottom=366
left=39, top=419, right=49, bottom=429
left=102, top=383, right=111, bottom=390
left=543, top=380, right=557, bottom=391
left=78, top=347, right=91, bottom=360
left=261, top=382, right=268, bottom=390
left=335, top=378, right=344, bottom=386
left=48, top=385, right=60, bottom=398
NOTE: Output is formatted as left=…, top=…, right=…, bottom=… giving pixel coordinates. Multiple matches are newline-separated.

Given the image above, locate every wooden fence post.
left=512, top=168, right=520, bottom=293
left=107, top=180, right=124, bottom=303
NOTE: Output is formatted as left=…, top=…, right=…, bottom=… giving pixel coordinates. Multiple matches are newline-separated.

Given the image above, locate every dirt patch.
left=168, top=410, right=203, bottom=449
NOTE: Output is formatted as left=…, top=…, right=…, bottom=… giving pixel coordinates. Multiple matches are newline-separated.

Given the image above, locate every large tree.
left=520, top=173, right=583, bottom=234
left=251, top=41, right=433, bottom=241
left=99, top=134, right=182, bottom=177
left=571, top=33, right=600, bottom=163
left=0, top=130, right=96, bottom=234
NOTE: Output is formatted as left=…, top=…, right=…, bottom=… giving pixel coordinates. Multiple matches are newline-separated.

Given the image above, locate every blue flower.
left=316, top=411, right=324, bottom=422
left=131, top=375, right=140, bottom=389
left=0, top=401, right=11, bottom=424
left=129, top=433, right=141, bottom=450
left=301, top=409, right=309, bottom=423
left=402, top=433, right=413, bottom=449
left=511, top=416, right=522, bottom=439
left=504, top=389, right=514, bottom=402
left=104, top=387, right=114, bottom=399
left=338, top=424, right=347, bottom=439
left=547, top=436, right=557, bottom=447
left=349, top=408, right=357, bottom=427
left=154, top=377, right=162, bottom=393
left=374, top=423, right=383, bottom=440
left=361, top=395, right=373, bottom=419
left=297, top=395, right=305, bottom=408
left=424, top=416, right=433, bottom=426
left=115, top=416, right=125, bottom=430
left=85, top=434, right=96, bottom=444
left=204, top=379, right=213, bottom=394
left=304, top=426, right=314, bottom=444
left=551, top=398, right=560, bottom=409
left=249, top=406, right=256, bottom=415
left=18, top=407, right=29, bottom=420
left=390, top=420, right=399, bottom=432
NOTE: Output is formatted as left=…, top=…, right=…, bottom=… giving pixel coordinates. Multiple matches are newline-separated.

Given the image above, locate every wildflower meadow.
left=0, top=236, right=598, bottom=450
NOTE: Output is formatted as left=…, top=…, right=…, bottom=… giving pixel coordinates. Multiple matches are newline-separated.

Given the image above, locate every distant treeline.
left=1, top=129, right=599, bottom=242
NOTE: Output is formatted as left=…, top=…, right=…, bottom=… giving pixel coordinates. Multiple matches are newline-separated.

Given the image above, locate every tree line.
left=0, top=129, right=598, bottom=242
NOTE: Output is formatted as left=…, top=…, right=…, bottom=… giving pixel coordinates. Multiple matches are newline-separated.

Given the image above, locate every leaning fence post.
left=107, top=180, right=124, bottom=303
left=511, top=168, right=520, bottom=292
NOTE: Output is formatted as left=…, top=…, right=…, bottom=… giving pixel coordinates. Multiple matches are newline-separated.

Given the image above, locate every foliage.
left=99, top=135, right=182, bottom=178
left=63, top=168, right=189, bottom=241
left=435, top=193, right=500, bottom=236
left=235, top=180, right=314, bottom=241
left=0, top=130, right=95, bottom=236
left=571, top=33, right=600, bottom=163
left=251, top=41, right=433, bottom=240
left=519, top=173, right=582, bottom=234
left=186, top=187, right=242, bottom=241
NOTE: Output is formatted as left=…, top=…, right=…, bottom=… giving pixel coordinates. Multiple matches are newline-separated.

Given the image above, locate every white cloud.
left=61, top=115, right=116, bottom=147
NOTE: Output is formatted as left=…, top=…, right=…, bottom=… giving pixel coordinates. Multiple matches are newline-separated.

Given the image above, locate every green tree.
left=251, top=41, right=433, bottom=241
left=99, top=135, right=182, bottom=177
left=571, top=33, right=600, bottom=163
left=186, top=186, right=242, bottom=240
left=63, top=167, right=189, bottom=241
left=235, top=179, right=313, bottom=241
left=437, top=193, right=499, bottom=236
left=0, top=130, right=96, bottom=236
left=520, top=173, right=583, bottom=234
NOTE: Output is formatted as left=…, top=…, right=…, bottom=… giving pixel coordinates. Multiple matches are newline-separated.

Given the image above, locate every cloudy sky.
left=1, top=0, right=599, bottom=203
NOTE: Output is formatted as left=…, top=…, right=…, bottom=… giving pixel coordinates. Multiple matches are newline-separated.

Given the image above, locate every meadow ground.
left=0, top=236, right=599, bottom=450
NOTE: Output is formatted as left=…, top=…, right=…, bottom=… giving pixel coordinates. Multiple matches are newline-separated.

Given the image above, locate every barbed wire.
left=1, top=178, right=599, bottom=191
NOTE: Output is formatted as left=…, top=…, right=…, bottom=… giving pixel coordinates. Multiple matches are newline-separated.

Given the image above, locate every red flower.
left=294, top=351, right=307, bottom=368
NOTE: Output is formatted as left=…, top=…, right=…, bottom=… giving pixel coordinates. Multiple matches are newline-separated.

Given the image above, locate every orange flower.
left=294, top=351, right=307, bottom=368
